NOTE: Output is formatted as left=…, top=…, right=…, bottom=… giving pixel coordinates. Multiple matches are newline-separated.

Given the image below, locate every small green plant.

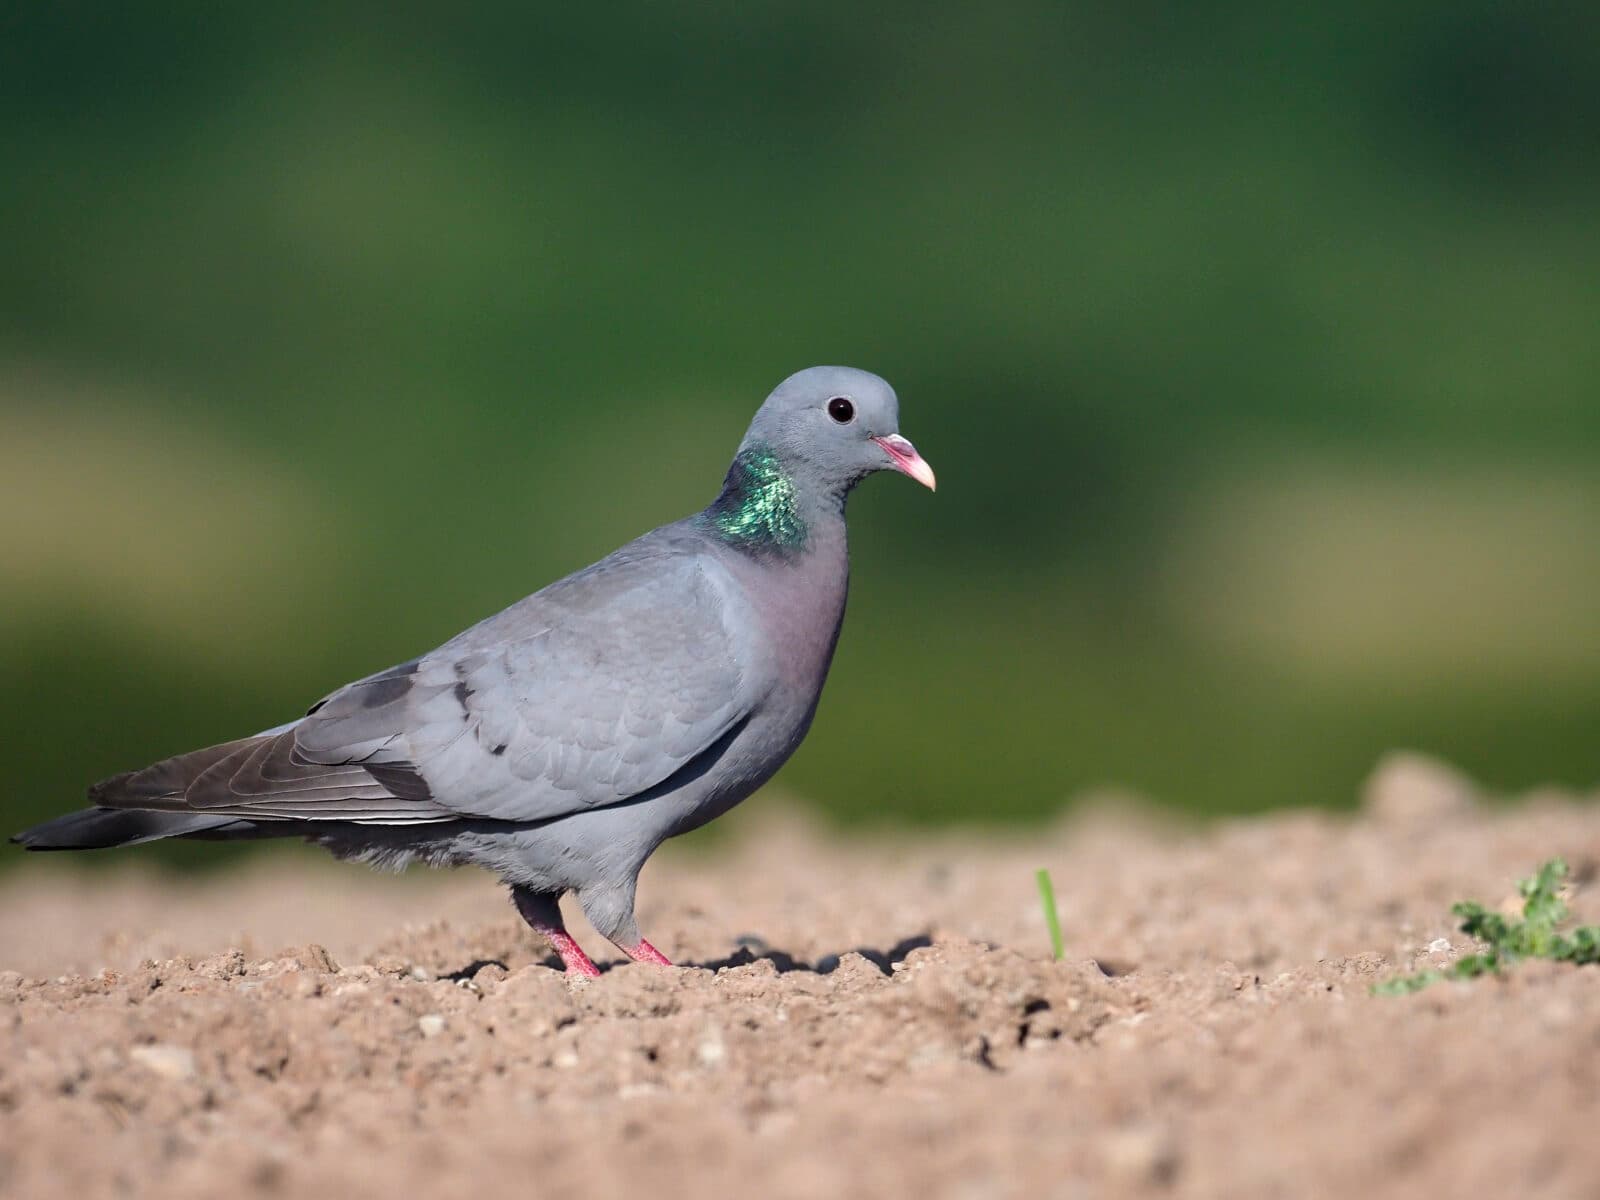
left=1036, top=868, right=1065, bottom=960
left=1373, top=859, right=1600, bottom=995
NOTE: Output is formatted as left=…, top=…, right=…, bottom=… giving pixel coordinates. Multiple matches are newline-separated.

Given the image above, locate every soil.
left=3, top=753, right=1599, bottom=1200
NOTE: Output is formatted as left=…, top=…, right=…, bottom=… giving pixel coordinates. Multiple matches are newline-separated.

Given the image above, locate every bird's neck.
left=702, top=444, right=841, bottom=558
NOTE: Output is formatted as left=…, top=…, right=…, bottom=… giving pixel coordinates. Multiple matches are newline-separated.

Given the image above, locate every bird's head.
left=739, top=366, right=936, bottom=496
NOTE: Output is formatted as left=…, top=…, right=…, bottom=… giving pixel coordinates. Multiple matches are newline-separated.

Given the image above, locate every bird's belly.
left=659, top=702, right=815, bottom=837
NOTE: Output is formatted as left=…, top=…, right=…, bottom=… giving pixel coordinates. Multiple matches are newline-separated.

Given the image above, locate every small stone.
left=129, top=1044, right=197, bottom=1081
left=305, top=944, right=340, bottom=973
left=1103, top=1125, right=1181, bottom=1186
left=276, top=944, right=340, bottom=974
left=196, top=949, right=247, bottom=980
left=417, top=1014, right=446, bottom=1038
left=1427, top=938, right=1452, bottom=954
left=696, top=1028, right=727, bottom=1067
left=409, top=965, right=431, bottom=982
left=473, top=963, right=508, bottom=990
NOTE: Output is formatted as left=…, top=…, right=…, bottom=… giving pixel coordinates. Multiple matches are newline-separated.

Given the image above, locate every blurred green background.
left=4, top=3, right=1598, bottom=856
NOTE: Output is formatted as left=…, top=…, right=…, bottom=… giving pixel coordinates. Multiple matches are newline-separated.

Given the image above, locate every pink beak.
left=871, top=434, right=937, bottom=491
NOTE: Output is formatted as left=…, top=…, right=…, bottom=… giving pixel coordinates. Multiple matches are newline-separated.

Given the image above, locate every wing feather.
left=89, top=538, right=769, bottom=827
left=293, top=551, right=766, bottom=822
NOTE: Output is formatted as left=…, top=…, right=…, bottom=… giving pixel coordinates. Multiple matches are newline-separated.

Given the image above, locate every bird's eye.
left=826, top=396, right=855, bottom=424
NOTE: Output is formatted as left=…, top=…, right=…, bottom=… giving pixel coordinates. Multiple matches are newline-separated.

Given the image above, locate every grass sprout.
left=1036, top=868, right=1065, bottom=961
left=1373, top=859, right=1600, bottom=996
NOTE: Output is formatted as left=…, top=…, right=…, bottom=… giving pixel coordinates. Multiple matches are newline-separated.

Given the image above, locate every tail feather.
left=10, top=807, right=255, bottom=851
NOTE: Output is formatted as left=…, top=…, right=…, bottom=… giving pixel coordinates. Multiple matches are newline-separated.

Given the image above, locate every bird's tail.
left=10, top=807, right=256, bottom=851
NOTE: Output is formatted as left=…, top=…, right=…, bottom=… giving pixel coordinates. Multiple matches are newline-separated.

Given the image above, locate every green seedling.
left=1373, top=859, right=1600, bottom=996
left=1036, top=868, right=1065, bottom=960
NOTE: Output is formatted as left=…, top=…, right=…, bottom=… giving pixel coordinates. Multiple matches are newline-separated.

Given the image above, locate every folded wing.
left=92, top=552, right=764, bottom=825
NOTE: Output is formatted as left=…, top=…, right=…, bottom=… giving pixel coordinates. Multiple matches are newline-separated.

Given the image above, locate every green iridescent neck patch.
left=703, top=445, right=808, bottom=553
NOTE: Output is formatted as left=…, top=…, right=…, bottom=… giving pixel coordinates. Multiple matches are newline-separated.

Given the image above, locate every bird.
left=12, top=366, right=935, bottom=977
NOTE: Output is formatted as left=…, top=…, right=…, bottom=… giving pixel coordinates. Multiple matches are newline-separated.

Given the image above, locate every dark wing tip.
left=364, top=761, right=435, bottom=802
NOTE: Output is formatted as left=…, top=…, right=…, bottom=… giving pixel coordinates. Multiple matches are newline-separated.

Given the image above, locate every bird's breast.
left=747, top=538, right=850, bottom=700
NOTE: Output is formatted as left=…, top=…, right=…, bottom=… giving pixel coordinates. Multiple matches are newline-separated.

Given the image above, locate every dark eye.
left=826, top=396, right=855, bottom=424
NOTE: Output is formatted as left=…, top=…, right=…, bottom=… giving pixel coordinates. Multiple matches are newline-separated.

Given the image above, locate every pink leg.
left=511, top=887, right=601, bottom=978
left=540, top=926, right=602, bottom=978
left=623, top=938, right=672, bottom=967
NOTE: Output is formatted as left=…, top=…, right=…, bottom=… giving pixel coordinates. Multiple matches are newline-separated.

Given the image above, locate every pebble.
left=418, top=1014, right=446, bottom=1038
left=129, top=1044, right=197, bottom=1081
left=696, top=1028, right=727, bottom=1067
left=1103, top=1125, right=1182, bottom=1186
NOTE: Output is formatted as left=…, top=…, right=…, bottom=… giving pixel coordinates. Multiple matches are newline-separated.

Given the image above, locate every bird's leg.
left=622, top=939, right=673, bottom=966
left=576, top=880, right=673, bottom=967
left=510, top=887, right=600, bottom=978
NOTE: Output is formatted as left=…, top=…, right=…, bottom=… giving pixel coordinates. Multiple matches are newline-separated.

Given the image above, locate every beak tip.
left=873, top=434, right=937, bottom=492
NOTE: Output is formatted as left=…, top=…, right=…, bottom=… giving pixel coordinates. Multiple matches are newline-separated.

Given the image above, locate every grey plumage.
left=13, top=366, right=935, bottom=974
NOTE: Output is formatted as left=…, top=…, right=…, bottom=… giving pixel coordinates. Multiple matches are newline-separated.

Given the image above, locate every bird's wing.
left=100, top=549, right=770, bottom=825
left=89, top=727, right=453, bottom=823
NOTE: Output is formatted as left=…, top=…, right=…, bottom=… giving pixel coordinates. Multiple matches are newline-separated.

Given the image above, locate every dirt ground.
left=2, top=753, right=1599, bottom=1200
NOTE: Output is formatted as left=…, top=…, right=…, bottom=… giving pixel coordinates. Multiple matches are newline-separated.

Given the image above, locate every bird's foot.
left=623, top=938, right=673, bottom=967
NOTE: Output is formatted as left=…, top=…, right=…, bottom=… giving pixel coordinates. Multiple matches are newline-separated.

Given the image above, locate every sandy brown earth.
left=2, top=753, right=1599, bottom=1200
